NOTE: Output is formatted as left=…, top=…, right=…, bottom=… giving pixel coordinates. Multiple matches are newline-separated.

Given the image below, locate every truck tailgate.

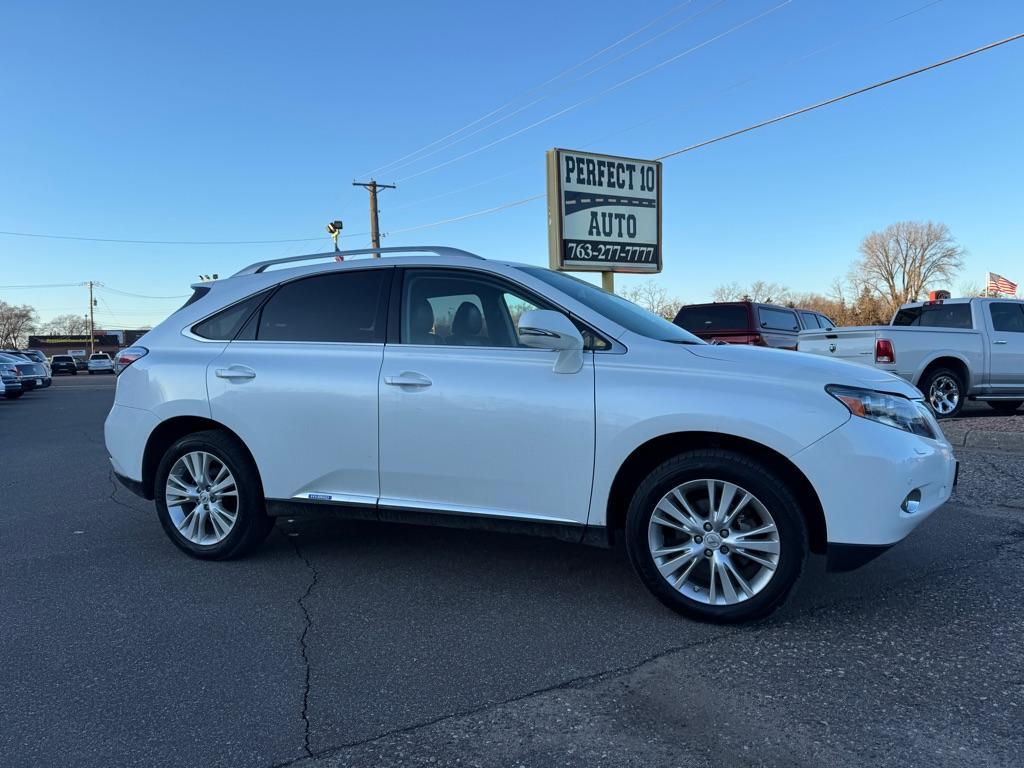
left=797, top=327, right=880, bottom=366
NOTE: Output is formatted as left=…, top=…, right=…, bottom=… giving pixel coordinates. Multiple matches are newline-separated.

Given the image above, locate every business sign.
left=546, top=148, right=662, bottom=273
left=28, top=334, right=121, bottom=347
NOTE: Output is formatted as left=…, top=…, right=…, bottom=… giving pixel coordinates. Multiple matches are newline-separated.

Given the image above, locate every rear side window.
left=192, top=290, right=270, bottom=340
left=896, top=303, right=973, bottom=329
left=674, top=305, right=748, bottom=332
left=255, top=269, right=391, bottom=343
left=816, top=314, right=835, bottom=329
left=799, top=311, right=819, bottom=329
left=758, top=307, right=799, bottom=331
left=990, top=302, right=1024, bottom=332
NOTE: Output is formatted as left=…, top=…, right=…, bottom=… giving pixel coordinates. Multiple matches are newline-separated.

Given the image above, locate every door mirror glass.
left=517, top=310, right=584, bottom=351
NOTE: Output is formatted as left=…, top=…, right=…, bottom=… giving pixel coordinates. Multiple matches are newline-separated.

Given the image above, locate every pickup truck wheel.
left=625, top=450, right=807, bottom=623
left=155, top=430, right=273, bottom=560
left=922, top=368, right=965, bottom=418
left=987, top=400, right=1022, bottom=414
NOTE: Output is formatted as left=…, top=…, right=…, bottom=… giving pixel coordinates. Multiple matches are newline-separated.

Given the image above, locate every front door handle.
left=383, top=371, right=432, bottom=388
left=993, top=340, right=1008, bottom=345
left=215, top=365, right=256, bottom=380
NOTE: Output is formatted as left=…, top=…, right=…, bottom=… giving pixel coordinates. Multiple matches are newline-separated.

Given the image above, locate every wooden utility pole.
left=87, top=281, right=96, bottom=355
left=352, top=180, right=396, bottom=253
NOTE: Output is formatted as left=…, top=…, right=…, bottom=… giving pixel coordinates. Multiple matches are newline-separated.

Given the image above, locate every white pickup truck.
left=798, top=297, right=1024, bottom=418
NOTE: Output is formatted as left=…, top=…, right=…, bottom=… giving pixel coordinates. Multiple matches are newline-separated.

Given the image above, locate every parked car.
left=0, top=353, right=49, bottom=391
left=19, top=349, right=52, bottom=376
left=673, top=301, right=835, bottom=349
left=798, top=297, right=1024, bottom=418
left=50, top=354, right=79, bottom=375
left=1, top=360, right=23, bottom=399
left=87, top=353, right=115, bottom=374
left=105, top=246, right=956, bottom=623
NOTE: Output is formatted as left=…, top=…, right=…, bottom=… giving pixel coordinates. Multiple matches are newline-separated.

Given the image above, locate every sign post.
left=546, top=148, right=662, bottom=292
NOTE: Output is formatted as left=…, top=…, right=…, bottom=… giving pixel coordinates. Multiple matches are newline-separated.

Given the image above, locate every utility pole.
left=87, top=281, right=96, bottom=355
left=352, top=180, right=396, bottom=254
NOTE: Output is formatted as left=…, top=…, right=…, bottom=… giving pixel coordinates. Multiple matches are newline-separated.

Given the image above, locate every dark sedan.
left=1, top=360, right=23, bottom=399
left=50, top=355, right=79, bottom=375
left=0, top=354, right=49, bottom=391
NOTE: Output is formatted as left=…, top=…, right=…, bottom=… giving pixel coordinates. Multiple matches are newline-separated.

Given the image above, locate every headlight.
left=826, top=385, right=938, bottom=439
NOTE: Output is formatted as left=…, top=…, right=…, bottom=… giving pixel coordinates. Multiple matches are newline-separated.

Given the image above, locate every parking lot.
left=2, top=375, right=1023, bottom=768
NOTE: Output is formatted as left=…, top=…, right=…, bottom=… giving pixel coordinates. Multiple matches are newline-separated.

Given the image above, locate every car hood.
left=684, top=343, right=922, bottom=399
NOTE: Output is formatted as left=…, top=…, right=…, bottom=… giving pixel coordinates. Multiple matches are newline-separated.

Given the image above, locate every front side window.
left=254, top=269, right=391, bottom=343
left=401, top=271, right=530, bottom=348
left=990, top=302, right=1024, bottom=333
left=758, top=307, right=799, bottom=331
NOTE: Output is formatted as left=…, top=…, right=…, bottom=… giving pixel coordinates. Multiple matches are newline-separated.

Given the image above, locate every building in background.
left=27, top=330, right=149, bottom=358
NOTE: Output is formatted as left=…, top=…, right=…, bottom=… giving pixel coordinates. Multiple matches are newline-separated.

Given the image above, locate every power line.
left=0, top=230, right=329, bottom=246
left=361, top=0, right=700, bottom=178
left=371, top=0, right=722, bottom=179
left=97, top=285, right=189, bottom=300
left=654, top=31, right=1024, bottom=160
left=0, top=282, right=81, bottom=289
left=396, top=0, right=793, bottom=183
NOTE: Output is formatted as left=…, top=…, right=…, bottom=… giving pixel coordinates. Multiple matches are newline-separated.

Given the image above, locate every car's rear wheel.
left=987, top=400, right=1022, bottom=414
left=625, top=449, right=807, bottom=623
left=155, top=430, right=273, bottom=559
left=921, top=367, right=965, bottom=418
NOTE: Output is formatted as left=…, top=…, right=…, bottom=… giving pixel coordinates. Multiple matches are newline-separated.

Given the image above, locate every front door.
left=378, top=268, right=596, bottom=525
left=207, top=267, right=393, bottom=503
left=987, top=301, right=1024, bottom=392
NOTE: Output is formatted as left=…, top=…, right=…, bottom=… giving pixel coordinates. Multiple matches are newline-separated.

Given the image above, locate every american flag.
left=987, top=272, right=1018, bottom=295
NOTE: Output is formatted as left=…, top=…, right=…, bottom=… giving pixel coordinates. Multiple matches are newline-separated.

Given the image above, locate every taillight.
left=116, top=346, right=148, bottom=373
left=875, top=338, right=895, bottom=364
left=745, top=333, right=766, bottom=346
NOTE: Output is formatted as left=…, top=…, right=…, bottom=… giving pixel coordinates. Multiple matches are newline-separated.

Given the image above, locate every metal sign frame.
left=547, top=148, right=663, bottom=275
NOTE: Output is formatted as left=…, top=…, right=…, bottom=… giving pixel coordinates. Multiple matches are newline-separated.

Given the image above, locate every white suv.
left=105, top=247, right=957, bottom=622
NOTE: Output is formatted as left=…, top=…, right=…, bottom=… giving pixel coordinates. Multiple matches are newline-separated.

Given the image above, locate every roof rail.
left=232, top=246, right=483, bottom=276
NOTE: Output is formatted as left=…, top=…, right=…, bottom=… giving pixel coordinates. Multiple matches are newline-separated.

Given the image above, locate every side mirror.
left=517, top=310, right=584, bottom=374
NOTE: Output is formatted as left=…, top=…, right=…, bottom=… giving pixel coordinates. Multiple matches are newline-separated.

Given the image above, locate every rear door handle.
left=383, top=371, right=432, bottom=388
left=215, top=365, right=256, bottom=380
left=993, top=340, right=1008, bottom=345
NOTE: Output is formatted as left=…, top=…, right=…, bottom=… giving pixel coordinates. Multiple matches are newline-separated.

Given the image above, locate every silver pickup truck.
left=797, top=297, right=1024, bottom=418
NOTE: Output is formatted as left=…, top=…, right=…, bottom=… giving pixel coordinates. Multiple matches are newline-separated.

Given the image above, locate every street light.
left=326, top=220, right=344, bottom=259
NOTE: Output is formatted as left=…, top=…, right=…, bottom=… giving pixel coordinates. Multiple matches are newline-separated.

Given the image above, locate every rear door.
left=756, top=306, right=800, bottom=349
left=207, top=267, right=393, bottom=504
left=986, top=301, right=1024, bottom=391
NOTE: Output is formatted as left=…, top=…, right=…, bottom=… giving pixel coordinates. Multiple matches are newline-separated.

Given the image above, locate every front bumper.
left=792, top=415, right=956, bottom=548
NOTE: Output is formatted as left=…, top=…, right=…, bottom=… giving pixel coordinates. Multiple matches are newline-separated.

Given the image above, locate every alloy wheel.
left=928, top=375, right=960, bottom=415
left=647, top=479, right=780, bottom=606
left=165, top=451, right=239, bottom=546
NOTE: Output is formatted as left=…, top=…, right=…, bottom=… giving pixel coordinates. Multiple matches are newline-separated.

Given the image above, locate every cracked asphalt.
left=2, top=377, right=1022, bottom=768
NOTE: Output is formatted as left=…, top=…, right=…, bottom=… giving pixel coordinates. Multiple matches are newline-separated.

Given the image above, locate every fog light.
left=901, top=489, right=922, bottom=514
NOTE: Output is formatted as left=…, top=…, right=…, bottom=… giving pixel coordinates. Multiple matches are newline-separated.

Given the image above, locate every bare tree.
left=957, top=280, right=986, bottom=298
left=711, top=280, right=790, bottom=304
left=0, top=301, right=38, bottom=347
left=853, top=221, right=964, bottom=314
left=620, top=279, right=682, bottom=320
left=42, top=313, right=90, bottom=335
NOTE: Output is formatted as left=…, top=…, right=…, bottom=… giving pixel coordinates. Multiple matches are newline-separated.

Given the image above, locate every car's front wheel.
left=155, top=430, right=273, bottom=559
left=626, top=449, right=807, bottom=623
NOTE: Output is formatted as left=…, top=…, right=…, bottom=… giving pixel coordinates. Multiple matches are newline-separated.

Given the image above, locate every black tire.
left=88, top=370, right=94, bottom=375
left=5, top=390, right=24, bottom=399
left=987, top=400, right=1023, bottom=414
left=920, top=366, right=966, bottom=419
left=155, top=429, right=273, bottom=560
left=72, top=370, right=77, bottom=375
left=625, top=449, right=807, bottom=623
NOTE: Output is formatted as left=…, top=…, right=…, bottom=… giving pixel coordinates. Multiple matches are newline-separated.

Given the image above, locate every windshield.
left=520, top=267, right=703, bottom=344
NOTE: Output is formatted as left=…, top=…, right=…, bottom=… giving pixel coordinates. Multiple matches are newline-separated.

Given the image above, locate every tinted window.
left=674, top=305, right=748, bottom=333
left=990, top=302, right=1024, bottom=333
left=522, top=267, right=702, bottom=344
left=894, top=303, right=972, bottom=329
left=193, top=290, right=270, bottom=340
left=256, top=270, right=390, bottom=343
left=799, top=311, right=819, bottom=329
left=758, top=307, right=799, bottom=331
left=892, top=307, right=921, bottom=326
left=816, top=314, right=835, bottom=329
left=402, top=271, right=520, bottom=348
left=53, top=356, right=73, bottom=362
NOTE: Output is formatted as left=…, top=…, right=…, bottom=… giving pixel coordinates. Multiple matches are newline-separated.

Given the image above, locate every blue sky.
left=1, top=0, right=1022, bottom=328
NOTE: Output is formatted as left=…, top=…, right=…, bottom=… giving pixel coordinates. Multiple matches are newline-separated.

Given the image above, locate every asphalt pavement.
left=1, top=375, right=1022, bottom=768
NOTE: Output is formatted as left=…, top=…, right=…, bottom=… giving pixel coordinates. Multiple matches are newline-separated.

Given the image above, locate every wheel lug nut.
left=720, top=529, right=729, bottom=537
left=704, top=549, right=713, bottom=558
left=694, top=536, right=703, bottom=544
left=703, top=522, right=713, bottom=532
left=721, top=545, right=729, bottom=554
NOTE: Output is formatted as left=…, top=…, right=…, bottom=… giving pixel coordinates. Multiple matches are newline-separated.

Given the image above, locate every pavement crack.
left=107, top=468, right=146, bottom=514
left=288, top=532, right=319, bottom=759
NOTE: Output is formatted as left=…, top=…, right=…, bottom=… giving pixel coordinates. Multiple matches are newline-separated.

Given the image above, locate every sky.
left=1, top=0, right=1022, bottom=329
